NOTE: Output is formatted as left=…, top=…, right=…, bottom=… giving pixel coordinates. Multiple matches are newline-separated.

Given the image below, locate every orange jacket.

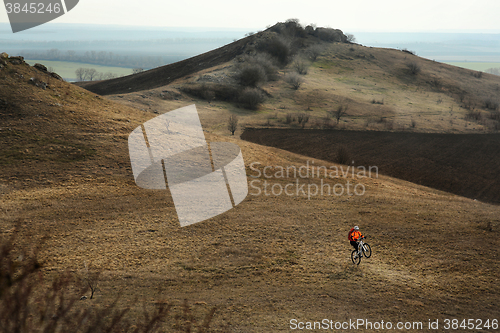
left=348, top=230, right=363, bottom=241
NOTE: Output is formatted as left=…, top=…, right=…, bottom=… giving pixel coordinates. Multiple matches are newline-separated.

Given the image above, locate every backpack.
left=347, top=228, right=355, bottom=241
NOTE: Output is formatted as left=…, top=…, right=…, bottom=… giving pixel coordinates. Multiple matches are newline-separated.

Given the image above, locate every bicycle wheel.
left=362, top=243, right=372, bottom=258
left=351, top=250, right=361, bottom=265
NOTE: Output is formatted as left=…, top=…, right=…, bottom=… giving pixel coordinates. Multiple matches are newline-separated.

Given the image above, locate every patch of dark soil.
left=242, top=128, right=500, bottom=204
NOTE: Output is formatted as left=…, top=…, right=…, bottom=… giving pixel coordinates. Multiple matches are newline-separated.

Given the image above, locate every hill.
left=74, top=20, right=500, bottom=205
left=1, top=36, right=500, bottom=330
left=78, top=21, right=500, bottom=135
left=75, top=22, right=347, bottom=96
left=74, top=33, right=256, bottom=95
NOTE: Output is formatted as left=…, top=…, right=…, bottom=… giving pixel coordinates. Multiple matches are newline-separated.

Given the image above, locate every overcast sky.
left=1, top=0, right=500, bottom=32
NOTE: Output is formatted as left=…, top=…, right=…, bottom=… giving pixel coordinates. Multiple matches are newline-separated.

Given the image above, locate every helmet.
left=354, top=226, right=359, bottom=230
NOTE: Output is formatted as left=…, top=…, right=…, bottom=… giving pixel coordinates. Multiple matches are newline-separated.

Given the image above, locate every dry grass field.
left=1, top=24, right=500, bottom=332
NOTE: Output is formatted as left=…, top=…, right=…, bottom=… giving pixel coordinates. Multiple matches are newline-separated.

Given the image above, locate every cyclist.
left=348, top=226, right=364, bottom=252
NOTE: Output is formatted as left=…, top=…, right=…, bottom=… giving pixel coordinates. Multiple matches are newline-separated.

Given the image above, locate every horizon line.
left=1, top=22, right=500, bottom=34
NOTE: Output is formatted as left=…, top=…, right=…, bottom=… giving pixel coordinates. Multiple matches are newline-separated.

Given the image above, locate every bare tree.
left=307, top=44, right=324, bottom=62
left=102, top=72, right=117, bottom=79
left=228, top=115, right=238, bottom=135
left=297, top=113, right=309, bottom=128
left=330, top=104, right=348, bottom=124
left=486, top=67, right=500, bottom=76
left=285, top=72, right=304, bottom=90
left=75, top=67, right=85, bottom=81
left=85, top=68, right=98, bottom=81
left=346, top=33, right=356, bottom=43
left=82, top=262, right=99, bottom=299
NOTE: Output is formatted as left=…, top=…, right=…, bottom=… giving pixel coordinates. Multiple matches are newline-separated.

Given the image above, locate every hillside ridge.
left=75, top=21, right=348, bottom=95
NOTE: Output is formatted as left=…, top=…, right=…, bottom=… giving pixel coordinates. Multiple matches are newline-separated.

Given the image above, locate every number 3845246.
left=443, top=319, right=498, bottom=330
left=5, top=3, right=62, bottom=14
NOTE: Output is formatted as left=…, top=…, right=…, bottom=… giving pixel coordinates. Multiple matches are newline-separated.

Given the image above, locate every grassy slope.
left=103, top=42, right=500, bottom=136
left=1, top=57, right=500, bottom=330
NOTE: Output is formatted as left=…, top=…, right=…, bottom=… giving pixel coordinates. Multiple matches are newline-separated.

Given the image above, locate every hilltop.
left=1, top=45, right=500, bottom=330
left=78, top=20, right=500, bottom=135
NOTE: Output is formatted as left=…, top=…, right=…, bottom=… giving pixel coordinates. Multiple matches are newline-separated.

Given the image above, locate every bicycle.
left=351, top=237, right=371, bottom=265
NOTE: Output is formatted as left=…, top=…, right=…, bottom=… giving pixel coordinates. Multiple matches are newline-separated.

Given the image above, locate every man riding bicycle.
left=348, top=226, right=364, bottom=252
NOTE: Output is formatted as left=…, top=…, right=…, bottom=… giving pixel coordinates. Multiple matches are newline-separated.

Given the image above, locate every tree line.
left=20, top=49, right=172, bottom=68
left=75, top=67, right=120, bottom=81
left=75, top=67, right=144, bottom=81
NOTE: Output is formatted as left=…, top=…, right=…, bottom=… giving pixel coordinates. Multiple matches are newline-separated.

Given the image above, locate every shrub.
left=489, top=111, right=500, bottom=121
left=335, top=146, right=351, bottom=165
left=0, top=233, right=214, bottom=332
left=285, top=72, right=304, bottom=90
left=237, top=63, right=267, bottom=87
left=283, top=18, right=306, bottom=38
left=297, top=113, right=309, bottom=128
left=180, top=83, right=239, bottom=102
left=371, top=98, right=384, bottom=105
left=466, top=110, right=482, bottom=121
left=228, top=115, right=238, bottom=135
left=462, top=98, right=476, bottom=111
left=270, top=19, right=306, bottom=38
left=307, top=44, right=324, bottom=62
left=472, top=71, right=483, bottom=78
left=345, top=33, right=356, bottom=43
left=457, top=91, right=467, bottom=103
left=384, top=120, right=394, bottom=130
left=301, top=116, right=309, bottom=128
left=406, top=62, right=421, bottom=75
left=402, top=48, right=416, bottom=55
left=429, top=77, right=442, bottom=89
left=293, top=58, right=309, bottom=75
left=314, top=28, right=346, bottom=42
left=257, top=36, right=292, bottom=66
left=238, top=87, right=264, bottom=110
left=285, top=113, right=293, bottom=124
left=322, top=117, right=336, bottom=129
left=484, top=98, right=499, bottom=111
left=239, top=54, right=278, bottom=81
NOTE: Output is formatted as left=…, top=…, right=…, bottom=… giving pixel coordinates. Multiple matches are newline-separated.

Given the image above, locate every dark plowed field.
left=242, top=128, right=500, bottom=204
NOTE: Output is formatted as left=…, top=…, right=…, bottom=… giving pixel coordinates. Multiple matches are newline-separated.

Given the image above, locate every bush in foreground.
left=0, top=232, right=216, bottom=332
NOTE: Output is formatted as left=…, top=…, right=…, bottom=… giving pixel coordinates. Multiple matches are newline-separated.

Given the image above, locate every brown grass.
left=1, top=45, right=499, bottom=331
